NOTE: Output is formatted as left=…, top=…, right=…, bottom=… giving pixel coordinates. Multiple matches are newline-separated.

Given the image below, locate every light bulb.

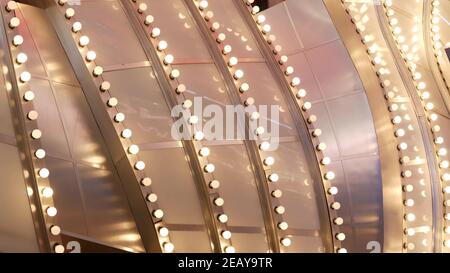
left=225, top=246, right=235, bottom=253
left=324, top=171, right=335, bottom=180
left=12, top=35, right=23, bottom=46
left=164, top=54, right=174, bottom=65
left=42, top=187, right=54, bottom=198
left=16, top=53, right=28, bottom=64
left=86, top=51, right=97, bottom=62
left=204, top=163, right=215, bottom=173
left=158, top=41, right=168, bottom=51
left=79, top=35, right=89, bottom=47
left=128, top=145, right=140, bottom=155
left=23, top=91, right=35, bottom=101
left=134, top=161, right=145, bottom=170
left=38, top=168, right=50, bottom=178
left=199, top=147, right=210, bottom=157
left=281, top=238, right=291, bottom=247
left=46, top=206, right=57, bottom=217
left=159, top=227, right=169, bottom=237
left=221, top=230, right=232, bottom=240
left=163, top=242, right=174, bottom=253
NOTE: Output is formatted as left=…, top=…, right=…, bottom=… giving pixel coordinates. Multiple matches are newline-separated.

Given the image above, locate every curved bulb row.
left=382, top=0, right=450, bottom=250
left=429, top=0, right=450, bottom=250
left=342, top=0, right=438, bottom=252
left=5, top=0, right=64, bottom=253
left=243, top=0, right=346, bottom=253
left=130, top=0, right=234, bottom=253
left=194, top=0, right=294, bottom=251
left=429, top=0, right=449, bottom=91
left=341, top=1, right=440, bottom=250
left=56, top=0, right=178, bottom=253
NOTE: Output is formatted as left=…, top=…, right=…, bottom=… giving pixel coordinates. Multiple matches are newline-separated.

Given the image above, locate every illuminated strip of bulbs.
left=128, top=0, right=234, bottom=254
left=242, top=0, right=346, bottom=252
left=382, top=0, right=450, bottom=250
left=341, top=0, right=435, bottom=252
left=429, top=0, right=449, bottom=91
left=54, top=0, right=177, bottom=253
left=194, top=0, right=331, bottom=252
left=3, top=0, right=64, bottom=253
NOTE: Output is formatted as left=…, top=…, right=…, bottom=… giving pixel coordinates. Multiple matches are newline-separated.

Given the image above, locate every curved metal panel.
left=259, top=0, right=385, bottom=252
left=15, top=2, right=146, bottom=252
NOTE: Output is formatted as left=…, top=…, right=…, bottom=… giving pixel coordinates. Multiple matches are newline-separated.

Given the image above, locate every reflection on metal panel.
left=262, top=0, right=383, bottom=252
left=17, top=3, right=145, bottom=252
left=144, top=0, right=211, bottom=61
left=73, top=0, right=148, bottom=68
left=204, top=0, right=331, bottom=252
left=74, top=0, right=213, bottom=252
left=102, top=68, right=174, bottom=145
left=0, top=143, right=40, bottom=252
left=146, top=0, right=329, bottom=252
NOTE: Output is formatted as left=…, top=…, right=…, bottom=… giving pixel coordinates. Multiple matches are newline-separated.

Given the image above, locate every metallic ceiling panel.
left=143, top=0, right=276, bottom=251
left=207, top=0, right=263, bottom=59
left=238, top=63, right=297, bottom=137
left=305, top=40, right=364, bottom=100
left=288, top=236, right=324, bottom=253
left=19, top=4, right=79, bottom=86
left=78, top=164, right=145, bottom=252
left=0, top=61, right=14, bottom=137
left=45, top=156, right=88, bottom=236
left=52, top=82, right=109, bottom=168
left=145, top=0, right=211, bottom=61
left=169, top=230, right=214, bottom=253
left=28, top=78, right=71, bottom=158
left=201, top=0, right=333, bottom=252
left=173, top=63, right=232, bottom=106
left=183, top=0, right=282, bottom=252
left=255, top=2, right=301, bottom=55
left=175, top=64, right=270, bottom=247
left=342, top=156, right=383, bottom=251
left=102, top=68, right=174, bottom=145
left=308, top=102, right=340, bottom=159
left=284, top=52, right=323, bottom=103
left=12, top=10, right=46, bottom=79
left=270, top=142, right=322, bottom=230
left=230, top=233, right=270, bottom=253
left=0, top=143, right=40, bottom=252
left=262, top=0, right=384, bottom=252
left=74, top=0, right=217, bottom=252
left=395, top=0, right=424, bottom=16
left=326, top=92, right=379, bottom=157
left=139, top=148, right=208, bottom=226
left=284, top=0, right=339, bottom=50
left=16, top=2, right=145, bottom=251
left=207, top=144, right=268, bottom=237
left=74, top=0, right=148, bottom=67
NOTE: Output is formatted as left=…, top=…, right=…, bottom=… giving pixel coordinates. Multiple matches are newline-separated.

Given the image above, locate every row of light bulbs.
left=56, top=0, right=177, bottom=253
left=429, top=0, right=449, bottom=91
left=5, top=1, right=64, bottom=253
left=429, top=0, right=450, bottom=245
left=242, top=0, right=347, bottom=252
left=194, top=0, right=295, bottom=251
left=129, top=0, right=235, bottom=253
left=382, top=0, right=450, bottom=250
left=341, top=0, right=435, bottom=252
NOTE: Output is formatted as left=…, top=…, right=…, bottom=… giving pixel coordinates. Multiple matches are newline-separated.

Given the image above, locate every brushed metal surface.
left=19, top=2, right=147, bottom=252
